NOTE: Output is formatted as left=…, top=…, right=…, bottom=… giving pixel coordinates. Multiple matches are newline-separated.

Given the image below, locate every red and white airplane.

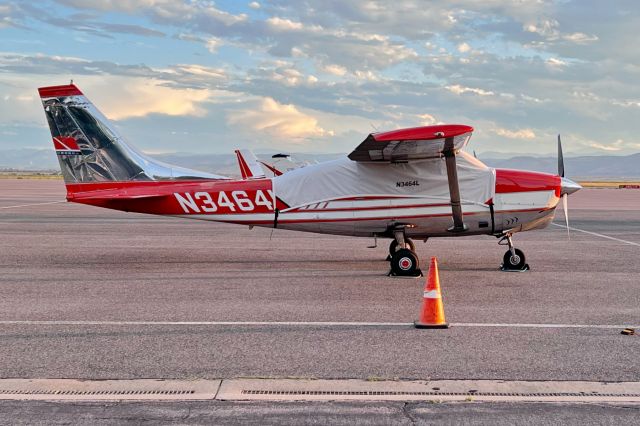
left=39, top=84, right=580, bottom=276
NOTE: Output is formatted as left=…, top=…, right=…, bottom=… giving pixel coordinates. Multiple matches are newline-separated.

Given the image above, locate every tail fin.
left=234, top=149, right=266, bottom=179
left=38, top=84, right=226, bottom=184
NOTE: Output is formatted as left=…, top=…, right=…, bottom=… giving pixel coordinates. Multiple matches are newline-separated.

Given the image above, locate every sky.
left=1, top=0, right=639, bottom=157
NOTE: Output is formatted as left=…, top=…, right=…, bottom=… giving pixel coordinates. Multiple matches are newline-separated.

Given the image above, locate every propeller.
left=558, top=135, right=570, bottom=239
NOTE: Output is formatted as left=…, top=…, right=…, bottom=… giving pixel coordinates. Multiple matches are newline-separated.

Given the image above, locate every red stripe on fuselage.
left=210, top=206, right=552, bottom=226
left=292, top=202, right=452, bottom=213
left=495, top=169, right=561, bottom=197
left=65, top=179, right=289, bottom=214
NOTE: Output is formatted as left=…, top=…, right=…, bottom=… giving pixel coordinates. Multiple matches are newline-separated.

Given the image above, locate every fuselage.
left=65, top=160, right=562, bottom=240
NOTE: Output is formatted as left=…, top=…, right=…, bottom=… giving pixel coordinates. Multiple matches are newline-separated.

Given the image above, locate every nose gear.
left=498, top=233, right=529, bottom=271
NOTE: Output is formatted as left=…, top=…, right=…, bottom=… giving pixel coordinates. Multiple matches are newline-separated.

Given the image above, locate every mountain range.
left=1, top=149, right=638, bottom=180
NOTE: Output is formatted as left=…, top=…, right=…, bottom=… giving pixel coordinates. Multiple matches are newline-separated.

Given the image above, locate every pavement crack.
left=401, top=401, right=417, bottom=425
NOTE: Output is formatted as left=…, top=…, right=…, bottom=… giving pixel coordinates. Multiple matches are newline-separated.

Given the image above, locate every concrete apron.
left=1, top=378, right=640, bottom=403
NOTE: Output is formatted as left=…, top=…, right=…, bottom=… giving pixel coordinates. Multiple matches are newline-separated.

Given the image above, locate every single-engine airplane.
left=39, top=84, right=581, bottom=276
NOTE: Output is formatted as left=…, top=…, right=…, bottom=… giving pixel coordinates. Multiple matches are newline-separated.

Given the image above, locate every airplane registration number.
left=396, top=180, right=419, bottom=188
left=174, top=190, right=275, bottom=213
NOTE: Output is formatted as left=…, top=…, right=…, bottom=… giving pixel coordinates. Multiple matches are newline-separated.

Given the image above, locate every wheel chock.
left=500, top=263, right=530, bottom=272
left=387, top=269, right=423, bottom=278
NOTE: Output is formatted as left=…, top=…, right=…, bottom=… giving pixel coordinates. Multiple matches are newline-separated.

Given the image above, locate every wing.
left=348, top=124, right=473, bottom=162
left=348, top=124, right=475, bottom=233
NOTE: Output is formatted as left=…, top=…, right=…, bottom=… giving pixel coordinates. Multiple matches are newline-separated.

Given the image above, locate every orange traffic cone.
left=414, top=257, right=449, bottom=329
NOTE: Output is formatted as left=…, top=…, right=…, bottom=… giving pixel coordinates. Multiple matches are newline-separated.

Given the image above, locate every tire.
left=390, top=248, right=420, bottom=276
left=502, top=248, right=526, bottom=270
left=388, top=238, right=416, bottom=256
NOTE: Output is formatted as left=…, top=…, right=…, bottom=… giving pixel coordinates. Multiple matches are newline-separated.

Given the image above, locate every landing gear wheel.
left=501, top=248, right=528, bottom=271
left=390, top=248, right=421, bottom=277
left=388, top=238, right=415, bottom=257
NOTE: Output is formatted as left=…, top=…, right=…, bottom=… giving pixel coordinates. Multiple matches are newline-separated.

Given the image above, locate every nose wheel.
left=499, top=233, right=530, bottom=271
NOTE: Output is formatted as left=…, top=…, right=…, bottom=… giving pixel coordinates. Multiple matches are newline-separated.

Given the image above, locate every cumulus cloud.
left=493, top=128, right=536, bottom=140
left=227, top=97, right=332, bottom=139
left=92, top=77, right=212, bottom=119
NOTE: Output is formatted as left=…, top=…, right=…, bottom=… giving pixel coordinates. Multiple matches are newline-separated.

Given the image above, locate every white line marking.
left=453, top=323, right=638, bottom=329
left=0, top=321, right=635, bottom=329
left=0, top=201, right=66, bottom=210
left=552, top=222, right=640, bottom=247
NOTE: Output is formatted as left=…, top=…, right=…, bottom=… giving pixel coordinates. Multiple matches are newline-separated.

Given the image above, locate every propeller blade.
left=562, top=193, right=570, bottom=240
left=557, top=134, right=565, bottom=178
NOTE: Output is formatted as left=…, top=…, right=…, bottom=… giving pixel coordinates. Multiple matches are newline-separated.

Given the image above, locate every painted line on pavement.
left=552, top=222, right=640, bottom=247
left=0, top=320, right=635, bottom=329
left=0, top=201, right=66, bottom=210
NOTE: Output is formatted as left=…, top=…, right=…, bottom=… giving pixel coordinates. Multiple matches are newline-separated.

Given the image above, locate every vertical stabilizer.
left=235, top=149, right=266, bottom=179
left=38, top=84, right=227, bottom=185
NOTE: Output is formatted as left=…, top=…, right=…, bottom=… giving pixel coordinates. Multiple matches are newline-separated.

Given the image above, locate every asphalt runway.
left=1, top=179, right=639, bottom=422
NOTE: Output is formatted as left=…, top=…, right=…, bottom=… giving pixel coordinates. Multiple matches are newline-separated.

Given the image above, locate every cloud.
left=0, top=52, right=228, bottom=91
left=266, top=17, right=305, bottom=31
left=564, top=32, right=599, bottom=44
left=589, top=141, right=621, bottom=151
left=227, top=97, right=332, bottom=139
left=0, top=3, right=28, bottom=29
left=457, top=42, right=471, bottom=53
left=93, top=77, right=212, bottom=119
left=205, top=37, right=223, bottom=53
left=321, top=64, right=347, bottom=76
left=545, top=57, right=567, bottom=69
left=417, top=113, right=437, bottom=125
left=446, top=84, right=494, bottom=96
left=3, top=0, right=640, bottom=156
left=493, top=128, right=536, bottom=139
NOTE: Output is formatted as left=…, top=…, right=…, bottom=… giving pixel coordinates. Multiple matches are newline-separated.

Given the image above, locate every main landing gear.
left=499, top=233, right=529, bottom=271
left=388, top=230, right=422, bottom=277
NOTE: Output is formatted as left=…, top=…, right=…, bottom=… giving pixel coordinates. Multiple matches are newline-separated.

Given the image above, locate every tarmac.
left=0, top=179, right=639, bottom=423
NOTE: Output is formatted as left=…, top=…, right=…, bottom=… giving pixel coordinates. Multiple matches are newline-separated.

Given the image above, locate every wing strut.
left=443, top=137, right=468, bottom=233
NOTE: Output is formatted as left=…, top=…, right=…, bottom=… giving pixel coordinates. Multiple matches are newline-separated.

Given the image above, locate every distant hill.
left=1, top=149, right=638, bottom=180
left=479, top=153, right=640, bottom=180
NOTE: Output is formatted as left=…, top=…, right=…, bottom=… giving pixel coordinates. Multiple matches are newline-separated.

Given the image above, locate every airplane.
left=234, top=150, right=299, bottom=178
left=38, top=83, right=581, bottom=276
